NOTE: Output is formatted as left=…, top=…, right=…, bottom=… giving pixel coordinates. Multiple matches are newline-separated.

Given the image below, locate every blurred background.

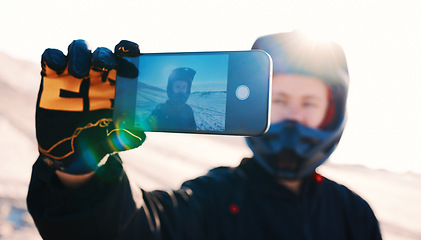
left=0, top=0, right=420, bottom=239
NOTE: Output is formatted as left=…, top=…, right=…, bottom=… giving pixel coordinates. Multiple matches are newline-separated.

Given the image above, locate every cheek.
left=305, top=111, right=325, bottom=128
left=270, top=105, right=327, bottom=128
left=270, top=105, right=287, bottom=123
left=306, top=105, right=329, bottom=128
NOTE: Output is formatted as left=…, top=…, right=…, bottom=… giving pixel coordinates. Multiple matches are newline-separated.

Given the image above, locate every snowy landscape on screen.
left=0, top=52, right=420, bottom=240
left=135, top=81, right=227, bottom=132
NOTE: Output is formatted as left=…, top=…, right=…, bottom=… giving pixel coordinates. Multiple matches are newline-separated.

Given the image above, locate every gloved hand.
left=36, top=39, right=146, bottom=174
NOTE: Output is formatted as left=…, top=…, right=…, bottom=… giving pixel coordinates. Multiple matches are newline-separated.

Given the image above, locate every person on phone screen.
left=27, top=31, right=382, bottom=240
left=148, top=67, right=197, bottom=131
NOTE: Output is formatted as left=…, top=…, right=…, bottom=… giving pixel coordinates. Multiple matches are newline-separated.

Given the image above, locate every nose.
left=284, top=104, right=304, bottom=123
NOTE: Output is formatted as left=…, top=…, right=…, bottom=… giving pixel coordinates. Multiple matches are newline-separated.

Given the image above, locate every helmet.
left=246, top=31, right=349, bottom=179
left=167, top=67, right=196, bottom=104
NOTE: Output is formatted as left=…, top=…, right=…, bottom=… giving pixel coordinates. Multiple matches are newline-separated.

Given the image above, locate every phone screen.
left=135, top=54, right=229, bottom=132
left=114, top=50, right=272, bottom=136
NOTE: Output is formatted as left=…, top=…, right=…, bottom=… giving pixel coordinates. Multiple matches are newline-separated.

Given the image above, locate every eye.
left=272, top=96, right=287, bottom=105
left=303, top=101, right=318, bottom=108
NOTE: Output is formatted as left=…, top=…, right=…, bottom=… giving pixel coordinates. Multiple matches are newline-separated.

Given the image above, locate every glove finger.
left=92, top=47, right=117, bottom=72
left=41, top=48, right=67, bottom=76
left=113, top=40, right=141, bottom=79
left=114, top=40, right=141, bottom=58
left=67, top=39, right=92, bottom=78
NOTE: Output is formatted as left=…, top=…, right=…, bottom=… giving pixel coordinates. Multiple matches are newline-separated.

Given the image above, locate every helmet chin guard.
left=246, top=119, right=345, bottom=179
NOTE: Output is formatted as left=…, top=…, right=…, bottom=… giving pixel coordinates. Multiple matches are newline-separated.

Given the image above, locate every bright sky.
left=1, top=0, right=421, bottom=174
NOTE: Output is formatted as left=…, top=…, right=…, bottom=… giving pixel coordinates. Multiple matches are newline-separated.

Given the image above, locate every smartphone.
left=113, top=50, right=272, bottom=136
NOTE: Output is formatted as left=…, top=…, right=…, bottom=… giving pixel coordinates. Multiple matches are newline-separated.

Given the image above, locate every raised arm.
left=27, top=40, right=148, bottom=239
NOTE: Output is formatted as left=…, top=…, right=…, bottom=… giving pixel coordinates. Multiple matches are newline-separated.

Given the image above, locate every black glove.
left=36, top=39, right=145, bottom=174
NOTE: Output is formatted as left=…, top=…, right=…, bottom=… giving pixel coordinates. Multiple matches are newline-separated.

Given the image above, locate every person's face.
left=172, top=80, right=189, bottom=94
left=271, top=74, right=329, bottom=129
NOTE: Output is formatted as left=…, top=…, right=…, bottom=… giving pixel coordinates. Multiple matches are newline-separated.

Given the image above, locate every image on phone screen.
left=135, top=54, right=229, bottom=132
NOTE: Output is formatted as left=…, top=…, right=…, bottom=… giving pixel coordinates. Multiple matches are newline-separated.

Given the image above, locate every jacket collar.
left=237, top=158, right=322, bottom=199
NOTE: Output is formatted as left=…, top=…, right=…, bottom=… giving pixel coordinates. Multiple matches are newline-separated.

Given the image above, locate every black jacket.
left=27, top=155, right=382, bottom=240
left=149, top=100, right=197, bottom=131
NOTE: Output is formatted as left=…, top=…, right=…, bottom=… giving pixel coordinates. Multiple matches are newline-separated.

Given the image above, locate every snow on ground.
left=1, top=52, right=420, bottom=239
left=0, top=116, right=40, bottom=240
left=318, top=163, right=421, bottom=240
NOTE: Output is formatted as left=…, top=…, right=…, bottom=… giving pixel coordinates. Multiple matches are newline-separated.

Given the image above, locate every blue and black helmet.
left=246, top=31, right=349, bottom=179
left=166, top=67, right=196, bottom=104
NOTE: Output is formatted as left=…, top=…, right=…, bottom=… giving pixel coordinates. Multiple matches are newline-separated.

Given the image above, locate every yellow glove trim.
left=38, top=118, right=118, bottom=160
left=106, top=128, right=143, bottom=141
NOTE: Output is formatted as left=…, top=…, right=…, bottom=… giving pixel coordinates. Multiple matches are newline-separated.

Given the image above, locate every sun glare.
left=295, top=27, right=342, bottom=44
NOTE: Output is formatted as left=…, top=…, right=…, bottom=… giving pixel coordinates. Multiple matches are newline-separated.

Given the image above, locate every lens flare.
left=107, top=128, right=144, bottom=152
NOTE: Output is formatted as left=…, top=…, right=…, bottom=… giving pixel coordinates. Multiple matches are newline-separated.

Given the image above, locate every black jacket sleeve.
left=27, top=155, right=174, bottom=240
